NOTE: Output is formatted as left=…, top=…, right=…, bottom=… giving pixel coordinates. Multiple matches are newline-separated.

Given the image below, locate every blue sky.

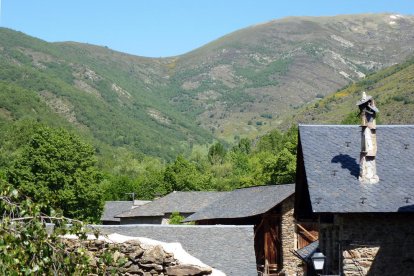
left=1, top=0, right=414, bottom=57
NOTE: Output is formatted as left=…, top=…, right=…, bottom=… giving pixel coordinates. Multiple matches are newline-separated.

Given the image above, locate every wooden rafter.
left=297, top=223, right=318, bottom=241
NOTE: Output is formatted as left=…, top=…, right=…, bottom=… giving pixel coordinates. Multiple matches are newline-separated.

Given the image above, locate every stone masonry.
left=320, top=214, right=414, bottom=276
left=63, top=238, right=213, bottom=276
left=342, top=245, right=379, bottom=275
left=280, top=195, right=303, bottom=276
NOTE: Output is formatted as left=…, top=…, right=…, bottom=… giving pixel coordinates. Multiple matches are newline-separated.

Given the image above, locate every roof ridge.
left=96, top=224, right=254, bottom=228
left=235, top=183, right=294, bottom=190
left=299, top=124, right=414, bottom=127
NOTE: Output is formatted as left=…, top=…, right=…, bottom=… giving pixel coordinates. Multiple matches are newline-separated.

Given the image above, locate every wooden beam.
left=297, top=223, right=317, bottom=241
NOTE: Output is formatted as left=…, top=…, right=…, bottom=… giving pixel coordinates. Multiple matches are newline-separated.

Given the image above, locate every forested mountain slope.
left=0, top=28, right=212, bottom=160
left=1, top=13, right=414, bottom=160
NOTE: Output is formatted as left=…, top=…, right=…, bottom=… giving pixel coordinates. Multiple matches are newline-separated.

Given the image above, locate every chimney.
left=357, top=91, right=379, bottom=184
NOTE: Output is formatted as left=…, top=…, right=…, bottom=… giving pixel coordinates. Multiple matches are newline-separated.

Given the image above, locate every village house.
left=295, top=120, right=414, bottom=274
left=103, top=185, right=310, bottom=275
left=184, top=184, right=307, bottom=276
left=114, top=191, right=227, bottom=224
left=101, top=200, right=151, bottom=225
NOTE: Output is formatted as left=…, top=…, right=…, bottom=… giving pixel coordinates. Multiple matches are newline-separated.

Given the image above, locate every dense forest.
left=0, top=118, right=298, bottom=222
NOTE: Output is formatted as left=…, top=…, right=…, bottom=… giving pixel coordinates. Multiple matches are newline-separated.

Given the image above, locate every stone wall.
left=64, top=237, right=213, bottom=276
left=280, top=195, right=303, bottom=276
left=320, top=213, right=414, bottom=276
left=96, top=225, right=257, bottom=275
left=342, top=245, right=379, bottom=275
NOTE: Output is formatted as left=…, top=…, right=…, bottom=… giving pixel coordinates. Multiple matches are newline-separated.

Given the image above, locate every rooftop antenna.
left=125, top=192, right=135, bottom=201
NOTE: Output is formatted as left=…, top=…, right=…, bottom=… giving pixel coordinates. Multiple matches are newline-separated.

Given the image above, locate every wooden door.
left=263, top=214, right=281, bottom=269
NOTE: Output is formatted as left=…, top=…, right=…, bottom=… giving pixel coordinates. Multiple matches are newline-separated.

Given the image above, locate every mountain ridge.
left=1, top=13, right=414, bottom=160
left=165, top=13, right=414, bottom=140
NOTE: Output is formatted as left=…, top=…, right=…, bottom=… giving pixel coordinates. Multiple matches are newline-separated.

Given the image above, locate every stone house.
left=115, top=191, right=227, bottom=224
left=295, top=124, right=414, bottom=275
left=184, top=184, right=303, bottom=276
left=101, top=200, right=151, bottom=225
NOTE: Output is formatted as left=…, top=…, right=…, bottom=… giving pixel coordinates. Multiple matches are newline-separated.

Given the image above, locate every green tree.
left=256, top=129, right=284, bottom=153
left=136, top=174, right=168, bottom=200
left=228, top=150, right=250, bottom=176
left=164, top=155, right=212, bottom=192
left=101, top=175, right=138, bottom=201
left=0, top=119, right=42, bottom=174
left=232, top=138, right=251, bottom=154
left=135, top=158, right=167, bottom=200
left=246, top=126, right=298, bottom=185
left=7, top=125, right=103, bottom=222
left=208, top=142, right=226, bottom=165
left=263, top=148, right=296, bottom=184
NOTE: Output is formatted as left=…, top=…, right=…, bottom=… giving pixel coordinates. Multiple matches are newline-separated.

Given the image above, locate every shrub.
left=0, top=181, right=117, bottom=274
left=169, top=212, right=185, bottom=225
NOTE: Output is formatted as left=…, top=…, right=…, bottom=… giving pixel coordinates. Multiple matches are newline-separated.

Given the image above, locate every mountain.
left=282, top=56, right=414, bottom=126
left=1, top=13, right=414, bottom=160
left=169, top=14, right=414, bottom=140
left=0, top=28, right=212, bottom=160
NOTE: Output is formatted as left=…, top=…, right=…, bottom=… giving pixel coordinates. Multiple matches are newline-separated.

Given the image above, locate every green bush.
left=169, top=212, right=185, bottom=225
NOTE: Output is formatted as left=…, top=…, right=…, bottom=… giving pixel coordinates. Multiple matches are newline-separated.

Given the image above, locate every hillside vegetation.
left=0, top=28, right=212, bottom=161
left=285, top=56, right=414, bottom=125
left=1, top=14, right=414, bottom=159
left=170, top=14, right=414, bottom=140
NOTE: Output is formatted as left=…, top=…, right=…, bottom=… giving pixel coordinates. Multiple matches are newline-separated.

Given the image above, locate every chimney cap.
left=356, top=91, right=373, bottom=106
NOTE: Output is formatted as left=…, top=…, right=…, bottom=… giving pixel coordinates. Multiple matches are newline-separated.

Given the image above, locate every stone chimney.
left=357, top=91, right=379, bottom=184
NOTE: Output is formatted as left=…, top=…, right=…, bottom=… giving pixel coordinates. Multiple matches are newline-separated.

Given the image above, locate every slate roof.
left=294, top=240, right=319, bottom=262
left=96, top=224, right=257, bottom=275
left=116, top=191, right=227, bottom=218
left=101, top=201, right=134, bottom=223
left=299, top=125, right=414, bottom=213
left=184, top=184, right=295, bottom=222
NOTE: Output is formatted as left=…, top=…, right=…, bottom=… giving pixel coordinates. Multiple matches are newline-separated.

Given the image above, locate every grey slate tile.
left=299, top=125, right=414, bottom=213
left=101, top=201, right=134, bottom=223
left=184, top=184, right=295, bottom=222
left=116, top=191, right=228, bottom=218
left=295, top=240, right=319, bottom=261
left=96, top=224, right=257, bottom=275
